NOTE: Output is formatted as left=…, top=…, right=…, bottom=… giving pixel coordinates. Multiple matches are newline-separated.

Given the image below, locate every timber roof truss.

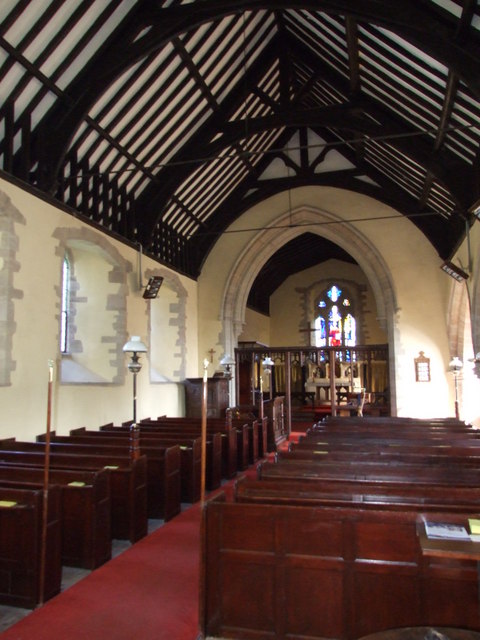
left=1, top=1, right=480, bottom=312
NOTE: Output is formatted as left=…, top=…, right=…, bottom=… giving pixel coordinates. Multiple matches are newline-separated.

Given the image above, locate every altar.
left=305, top=377, right=361, bottom=403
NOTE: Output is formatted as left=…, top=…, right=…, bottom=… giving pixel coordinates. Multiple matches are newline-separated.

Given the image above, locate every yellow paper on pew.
left=313, top=450, right=328, bottom=455
left=104, top=465, right=119, bottom=470
left=179, top=446, right=188, bottom=450
left=468, top=518, right=480, bottom=534
left=67, top=481, right=86, bottom=487
left=0, top=500, right=17, bottom=507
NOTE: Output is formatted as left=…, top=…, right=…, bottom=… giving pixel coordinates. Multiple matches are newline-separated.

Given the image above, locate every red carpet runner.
left=2, top=434, right=304, bottom=640
left=2, top=500, right=205, bottom=640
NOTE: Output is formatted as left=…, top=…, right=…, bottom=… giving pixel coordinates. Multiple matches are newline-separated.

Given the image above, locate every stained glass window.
left=314, top=285, right=356, bottom=349
left=314, top=316, right=326, bottom=346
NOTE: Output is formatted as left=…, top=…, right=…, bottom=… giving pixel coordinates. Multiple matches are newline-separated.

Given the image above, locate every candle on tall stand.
left=200, top=358, right=209, bottom=505
left=40, top=359, right=54, bottom=605
left=259, top=371, right=264, bottom=420
left=259, top=356, right=274, bottom=421
left=449, top=356, right=463, bottom=420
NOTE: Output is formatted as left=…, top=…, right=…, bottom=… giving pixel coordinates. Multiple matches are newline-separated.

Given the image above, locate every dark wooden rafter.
left=132, top=32, right=281, bottom=245
left=165, top=20, right=473, bottom=271
left=275, top=10, right=292, bottom=110
left=23, top=0, right=480, bottom=193
left=418, top=0, right=474, bottom=209
left=472, top=146, right=480, bottom=209
left=0, top=0, right=479, bottom=282
left=345, top=16, right=361, bottom=96
left=289, top=36, right=473, bottom=206
left=190, top=88, right=467, bottom=268
left=218, top=103, right=470, bottom=205
left=171, top=37, right=219, bottom=112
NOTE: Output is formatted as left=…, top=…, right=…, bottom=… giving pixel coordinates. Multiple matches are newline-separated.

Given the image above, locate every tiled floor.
left=0, top=518, right=164, bottom=634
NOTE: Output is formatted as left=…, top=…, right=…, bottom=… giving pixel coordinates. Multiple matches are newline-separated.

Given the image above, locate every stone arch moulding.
left=53, top=226, right=131, bottom=384
left=144, top=266, right=188, bottom=382
left=470, top=253, right=480, bottom=378
left=446, top=280, right=469, bottom=363
left=0, top=189, right=25, bottom=386
left=219, top=203, right=399, bottom=414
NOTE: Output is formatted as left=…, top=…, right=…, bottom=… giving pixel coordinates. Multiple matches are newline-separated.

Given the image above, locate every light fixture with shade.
left=219, top=354, right=235, bottom=379
left=262, top=355, right=274, bottom=371
left=123, top=336, right=147, bottom=424
left=258, top=355, right=275, bottom=416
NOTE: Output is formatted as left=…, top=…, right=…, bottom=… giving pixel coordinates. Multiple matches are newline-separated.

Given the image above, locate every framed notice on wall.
left=414, top=351, right=430, bottom=382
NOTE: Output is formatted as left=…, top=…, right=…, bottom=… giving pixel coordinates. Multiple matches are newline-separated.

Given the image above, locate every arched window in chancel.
left=314, top=284, right=356, bottom=349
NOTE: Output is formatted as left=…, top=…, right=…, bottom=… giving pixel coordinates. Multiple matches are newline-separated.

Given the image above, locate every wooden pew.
left=0, top=485, right=62, bottom=608
left=200, top=493, right=480, bottom=640
left=0, top=465, right=110, bottom=569
left=70, top=428, right=201, bottom=504
left=0, top=448, right=147, bottom=542
left=290, top=437, right=480, bottom=460
left=36, top=432, right=181, bottom=520
left=318, top=415, right=469, bottom=427
left=142, top=416, right=244, bottom=478
left=234, top=475, right=480, bottom=512
left=120, top=421, right=224, bottom=489
left=253, top=416, right=268, bottom=459
left=232, top=418, right=259, bottom=466
left=141, top=417, right=238, bottom=479
left=276, top=448, right=480, bottom=467
left=257, top=458, right=480, bottom=486
left=310, top=417, right=477, bottom=435
left=307, top=424, right=480, bottom=438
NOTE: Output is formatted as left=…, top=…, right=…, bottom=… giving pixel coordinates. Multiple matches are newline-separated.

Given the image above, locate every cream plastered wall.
left=198, top=185, right=463, bottom=418
left=238, top=307, right=271, bottom=346
left=268, top=259, right=386, bottom=346
left=0, top=177, right=198, bottom=440
left=449, top=222, right=480, bottom=426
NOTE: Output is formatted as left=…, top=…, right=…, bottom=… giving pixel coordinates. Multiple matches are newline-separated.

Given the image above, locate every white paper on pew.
left=469, top=534, right=480, bottom=543
left=425, top=521, right=469, bottom=540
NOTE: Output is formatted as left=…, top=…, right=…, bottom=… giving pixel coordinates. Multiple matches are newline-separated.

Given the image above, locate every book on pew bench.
left=425, top=521, right=470, bottom=540
left=468, top=518, right=480, bottom=542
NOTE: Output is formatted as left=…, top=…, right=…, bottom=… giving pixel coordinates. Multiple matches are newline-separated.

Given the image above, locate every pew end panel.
left=0, top=485, right=62, bottom=608
left=0, top=466, right=111, bottom=571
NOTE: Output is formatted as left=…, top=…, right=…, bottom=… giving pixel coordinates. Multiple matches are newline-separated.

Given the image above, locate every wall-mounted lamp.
left=143, top=276, right=163, bottom=299
left=448, top=356, right=463, bottom=420
left=123, top=336, right=147, bottom=424
left=440, top=261, right=469, bottom=282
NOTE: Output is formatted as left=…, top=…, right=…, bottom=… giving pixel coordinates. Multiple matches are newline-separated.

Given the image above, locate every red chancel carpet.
left=1, top=435, right=302, bottom=640
left=2, top=501, right=204, bottom=640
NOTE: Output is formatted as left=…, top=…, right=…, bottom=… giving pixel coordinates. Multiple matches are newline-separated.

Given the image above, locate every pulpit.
left=184, top=377, right=229, bottom=418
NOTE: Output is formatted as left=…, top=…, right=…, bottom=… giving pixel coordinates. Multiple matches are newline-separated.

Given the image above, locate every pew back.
left=201, top=494, right=480, bottom=640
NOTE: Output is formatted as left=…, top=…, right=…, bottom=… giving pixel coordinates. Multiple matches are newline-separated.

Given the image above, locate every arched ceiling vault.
left=1, top=0, right=480, bottom=312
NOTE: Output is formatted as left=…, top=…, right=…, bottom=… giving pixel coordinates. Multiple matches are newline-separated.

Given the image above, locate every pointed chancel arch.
left=220, top=201, right=399, bottom=413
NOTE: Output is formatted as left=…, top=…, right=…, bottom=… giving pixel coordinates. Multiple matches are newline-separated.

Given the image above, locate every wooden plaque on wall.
left=414, top=351, right=430, bottom=382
